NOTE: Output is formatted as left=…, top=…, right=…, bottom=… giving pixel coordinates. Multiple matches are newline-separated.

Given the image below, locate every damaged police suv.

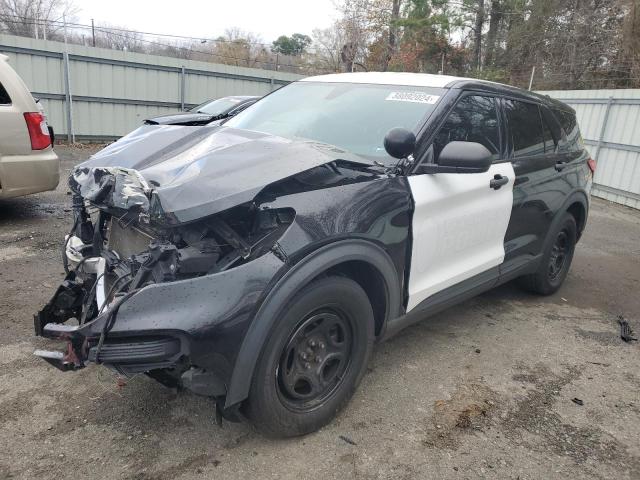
left=35, top=72, right=593, bottom=437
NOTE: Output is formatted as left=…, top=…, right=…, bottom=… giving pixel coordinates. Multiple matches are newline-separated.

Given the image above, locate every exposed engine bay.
left=35, top=167, right=295, bottom=377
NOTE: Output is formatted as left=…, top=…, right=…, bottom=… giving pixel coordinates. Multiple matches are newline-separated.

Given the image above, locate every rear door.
left=501, top=99, right=569, bottom=268
left=407, top=93, right=515, bottom=311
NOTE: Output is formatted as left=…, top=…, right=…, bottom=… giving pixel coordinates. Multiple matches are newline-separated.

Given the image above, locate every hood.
left=144, top=112, right=216, bottom=126
left=74, top=125, right=373, bottom=224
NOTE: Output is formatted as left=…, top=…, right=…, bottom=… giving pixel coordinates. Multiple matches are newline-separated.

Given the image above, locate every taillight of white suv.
left=23, top=112, right=52, bottom=150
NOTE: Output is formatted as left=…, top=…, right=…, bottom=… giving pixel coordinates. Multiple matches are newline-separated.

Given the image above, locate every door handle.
left=490, top=174, right=509, bottom=190
left=555, top=161, right=568, bottom=171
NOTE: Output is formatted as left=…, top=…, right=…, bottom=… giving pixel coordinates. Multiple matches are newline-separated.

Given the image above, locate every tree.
left=311, top=23, right=346, bottom=72
left=483, top=0, right=503, bottom=67
left=620, top=0, right=640, bottom=87
left=395, top=0, right=457, bottom=72
left=385, top=0, right=401, bottom=70
left=93, top=22, right=145, bottom=53
left=0, top=0, right=77, bottom=39
left=271, top=33, right=312, bottom=56
left=472, top=0, right=485, bottom=70
left=211, top=28, right=269, bottom=68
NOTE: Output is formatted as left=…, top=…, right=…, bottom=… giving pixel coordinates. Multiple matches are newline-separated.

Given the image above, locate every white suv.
left=0, top=53, right=58, bottom=199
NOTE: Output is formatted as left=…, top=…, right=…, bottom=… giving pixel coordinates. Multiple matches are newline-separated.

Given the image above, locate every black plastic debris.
left=617, top=315, right=638, bottom=342
left=339, top=435, right=357, bottom=445
left=571, top=397, right=584, bottom=406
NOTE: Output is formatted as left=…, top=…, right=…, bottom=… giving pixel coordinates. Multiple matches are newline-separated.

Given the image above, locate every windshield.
left=225, top=82, right=445, bottom=159
left=192, top=97, right=244, bottom=115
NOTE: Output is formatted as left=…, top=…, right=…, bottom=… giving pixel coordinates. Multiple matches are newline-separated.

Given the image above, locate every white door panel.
left=407, top=162, right=515, bottom=311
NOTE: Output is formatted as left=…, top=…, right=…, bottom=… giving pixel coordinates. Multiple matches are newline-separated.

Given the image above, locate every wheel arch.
left=561, top=190, right=589, bottom=241
left=566, top=197, right=588, bottom=241
left=545, top=190, right=589, bottom=250
left=224, top=239, right=402, bottom=408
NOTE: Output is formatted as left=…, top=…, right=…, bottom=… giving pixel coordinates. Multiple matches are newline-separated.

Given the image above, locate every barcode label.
left=385, top=91, right=440, bottom=104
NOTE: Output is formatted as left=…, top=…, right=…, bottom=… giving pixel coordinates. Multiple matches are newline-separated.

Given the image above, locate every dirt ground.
left=1, top=145, right=639, bottom=480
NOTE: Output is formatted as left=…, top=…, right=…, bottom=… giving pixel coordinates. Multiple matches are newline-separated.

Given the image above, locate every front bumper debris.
left=33, top=321, right=91, bottom=371
left=33, top=272, right=85, bottom=335
left=34, top=342, right=82, bottom=371
left=34, top=302, right=183, bottom=374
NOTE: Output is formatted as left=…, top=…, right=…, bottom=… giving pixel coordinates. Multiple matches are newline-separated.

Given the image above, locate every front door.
left=406, top=94, right=515, bottom=311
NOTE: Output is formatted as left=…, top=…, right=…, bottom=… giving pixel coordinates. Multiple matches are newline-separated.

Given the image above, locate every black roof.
left=446, top=78, right=576, bottom=114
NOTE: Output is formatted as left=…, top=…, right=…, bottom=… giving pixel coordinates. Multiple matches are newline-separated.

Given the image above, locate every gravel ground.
left=1, top=145, right=639, bottom=480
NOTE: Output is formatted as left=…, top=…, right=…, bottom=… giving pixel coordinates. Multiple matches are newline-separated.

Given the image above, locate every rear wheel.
left=243, top=276, right=374, bottom=437
left=518, top=212, right=577, bottom=295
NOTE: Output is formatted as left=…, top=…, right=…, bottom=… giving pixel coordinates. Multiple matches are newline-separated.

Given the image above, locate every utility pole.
left=91, top=19, right=96, bottom=47
left=62, top=15, right=74, bottom=143
left=528, top=66, right=536, bottom=91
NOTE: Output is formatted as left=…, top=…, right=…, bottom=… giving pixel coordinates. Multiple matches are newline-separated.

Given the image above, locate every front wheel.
left=518, top=212, right=577, bottom=295
left=243, top=276, right=374, bottom=437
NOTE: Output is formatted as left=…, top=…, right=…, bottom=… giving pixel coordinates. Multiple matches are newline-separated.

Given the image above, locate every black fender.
left=546, top=189, right=590, bottom=248
left=224, top=238, right=402, bottom=408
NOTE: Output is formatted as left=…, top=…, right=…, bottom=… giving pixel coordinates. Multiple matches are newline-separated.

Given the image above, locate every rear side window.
left=540, top=107, right=561, bottom=153
left=504, top=100, right=545, bottom=158
left=552, top=109, right=582, bottom=152
left=0, top=81, right=11, bottom=104
left=432, top=95, right=500, bottom=162
left=542, top=119, right=556, bottom=152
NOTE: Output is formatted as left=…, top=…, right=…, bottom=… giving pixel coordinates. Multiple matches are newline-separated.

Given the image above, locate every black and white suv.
left=35, top=72, right=593, bottom=437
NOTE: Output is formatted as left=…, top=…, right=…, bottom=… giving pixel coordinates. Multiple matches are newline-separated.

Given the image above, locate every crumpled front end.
left=34, top=165, right=293, bottom=396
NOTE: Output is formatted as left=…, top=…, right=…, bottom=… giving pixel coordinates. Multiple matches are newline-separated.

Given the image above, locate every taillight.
left=587, top=158, right=596, bottom=175
left=23, top=112, right=51, bottom=150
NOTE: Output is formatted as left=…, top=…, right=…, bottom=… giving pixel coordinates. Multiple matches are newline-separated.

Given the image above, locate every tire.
left=517, top=212, right=577, bottom=295
left=243, top=276, right=375, bottom=437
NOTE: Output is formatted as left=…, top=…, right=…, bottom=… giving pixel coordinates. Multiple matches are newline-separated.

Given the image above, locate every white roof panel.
left=299, top=72, right=468, bottom=88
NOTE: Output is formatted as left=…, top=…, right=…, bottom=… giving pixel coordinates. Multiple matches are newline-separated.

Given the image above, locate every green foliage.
left=376, top=0, right=638, bottom=89
left=271, top=33, right=312, bottom=56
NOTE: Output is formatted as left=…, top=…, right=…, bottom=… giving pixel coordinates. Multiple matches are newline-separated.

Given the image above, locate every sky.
left=75, top=0, right=339, bottom=43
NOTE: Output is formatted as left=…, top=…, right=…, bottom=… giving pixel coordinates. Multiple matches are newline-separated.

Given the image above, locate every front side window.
left=431, top=94, right=500, bottom=163
left=0, top=81, right=10, bottom=104
left=505, top=100, right=545, bottom=158
left=226, top=81, right=445, bottom=160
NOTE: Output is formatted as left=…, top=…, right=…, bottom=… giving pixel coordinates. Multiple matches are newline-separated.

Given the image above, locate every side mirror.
left=416, top=141, right=493, bottom=174
left=384, top=127, right=416, bottom=159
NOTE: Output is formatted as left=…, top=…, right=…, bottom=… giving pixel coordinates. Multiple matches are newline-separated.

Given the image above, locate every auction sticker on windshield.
left=386, top=92, right=440, bottom=104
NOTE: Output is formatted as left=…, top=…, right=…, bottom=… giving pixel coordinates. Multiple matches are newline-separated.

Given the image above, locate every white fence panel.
left=540, top=89, right=640, bottom=209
